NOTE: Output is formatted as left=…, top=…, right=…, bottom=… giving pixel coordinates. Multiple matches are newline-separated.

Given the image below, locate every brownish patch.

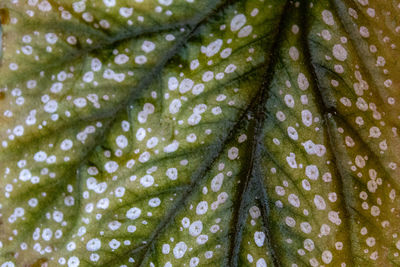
left=27, top=258, right=48, bottom=267
left=0, top=8, right=10, bottom=25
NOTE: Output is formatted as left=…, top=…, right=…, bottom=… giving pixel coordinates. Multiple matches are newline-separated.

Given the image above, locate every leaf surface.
left=1, top=0, right=400, bottom=266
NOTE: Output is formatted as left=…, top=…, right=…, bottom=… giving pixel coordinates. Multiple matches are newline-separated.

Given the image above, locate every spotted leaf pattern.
left=1, top=0, right=400, bottom=266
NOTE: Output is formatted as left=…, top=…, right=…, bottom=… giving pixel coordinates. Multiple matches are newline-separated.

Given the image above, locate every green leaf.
left=1, top=0, right=400, bottom=266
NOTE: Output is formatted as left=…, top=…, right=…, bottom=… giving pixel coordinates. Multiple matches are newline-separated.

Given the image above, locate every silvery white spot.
left=115, top=54, right=129, bottom=65
left=104, top=161, right=119, bottom=173
left=173, top=241, right=187, bottom=259
left=332, top=44, right=348, bottom=61
left=140, top=175, right=154, bottom=187
left=230, top=14, right=246, bottom=31
left=322, top=10, right=335, bottom=25
left=60, top=139, right=73, bottom=151
left=44, top=100, right=58, bottom=113
left=119, top=7, right=133, bottom=17
left=19, top=169, right=32, bottom=181
left=141, top=41, right=155, bottom=53
left=103, top=0, right=116, bottom=7
left=164, top=140, right=179, bottom=153
left=87, top=238, right=101, bottom=251
left=126, top=207, right=141, bottom=220
left=158, top=0, right=173, bottom=6
left=205, top=39, right=223, bottom=57
left=169, top=99, right=182, bottom=114
left=45, top=33, right=58, bottom=44
left=238, top=25, right=253, bottom=38
left=179, top=78, right=194, bottom=94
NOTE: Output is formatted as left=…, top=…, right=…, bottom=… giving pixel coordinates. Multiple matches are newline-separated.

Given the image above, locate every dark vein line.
left=325, top=112, right=400, bottom=190
left=301, top=1, right=356, bottom=265
left=258, top=142, right=321, bottom=227
left=329, top=0, right=390, bottom=108
left=82, top=0, right=275, bottom=265
left=329, top=0, right=400, bottom=150
left=131, top=80, right=274, bottom=267
left=226, top=2, right=292, bottom=266
left=226, top=115, right=258, bottom=267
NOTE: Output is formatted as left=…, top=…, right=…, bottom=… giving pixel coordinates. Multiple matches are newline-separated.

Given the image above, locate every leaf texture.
left=0, top=0, right=400, bottom=266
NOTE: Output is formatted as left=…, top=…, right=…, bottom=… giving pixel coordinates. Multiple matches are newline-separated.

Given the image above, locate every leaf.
left=1, top=0, right=400, bottom=266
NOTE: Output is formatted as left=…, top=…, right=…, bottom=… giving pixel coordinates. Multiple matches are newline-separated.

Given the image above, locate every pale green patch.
left=0, top=0, right=400, bottom=266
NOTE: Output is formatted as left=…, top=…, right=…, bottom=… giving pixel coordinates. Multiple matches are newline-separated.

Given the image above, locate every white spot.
left=173, top=241, right=187, bottom=259
left=140, top=175, right=154, bottom=187
left=332, top=44, right=348, bottom=61
left=146, top=137, right=159, bottom=149
left=141, top=41, right=155, bottom=53
left=73, top=98, right=87, bottom=108
left=190, top=59, right=200, bottom=70
left=314, top=195, right=326, bottom=210
left=166, top=168, right=178, bottom=180
left=254, top=231, right=265, bottom=247
left=289, top=46, right=299, bottom=61
left=169, top=99, right=182, bottom=114
left=205, top=39, right=223, bottom=57
left=67, top=256, right=80, bottom=267
left=45, top=33, right=58, bottom=44
left=148, top=198, right=161, bottom=207
left=136, top=128, right=146, bottom=141
left=202, top=71, right=214, bottom=82
left=162, top=244, right=170, bottom=254
left=116, top=135, right=128, bottom=149
left=34, top=151, right=47, bottom=162
left=179, top=78, right=194, bottom=93
left=96, top=198, right=109, bottom=209
left=44, top=100, right=58, bottom=113
left=115, top=54, right=129, bottom=65
left=287, top=126, right=298, bottom=140
left=50, top=82, right=63, bottom=93
left=256, top=259, right=267, bottom=267
left=322, top=10, right=335, bottom=25
left=238, top=25, right=253, bottom=38
left=103, top=0, right=116, bottom=7
left=288, top=194, right=300, bottom=208
left=230, top=14, right=246, bottom=31
left=306, top=165, right=319, bottom=180
left=168, top=77, right=179, bottom=91
left=297, top=73, right=309, bottom=90
left=164, top=140, right=179, bottom=153
left=301, top=110, right=313, bottom=127
left=135, top=55, right=147, bottom=64
left=104, top=161, right=119, bottom=173
left=225, top=64, right=237, bottom=74
left=369, top=126, right=381, bottom=138
left=108, top=221, right=122, bottom=231
left=86, top=238, right=101, bottom=251
left=126, top=207, right=141, bottom=220
left=73, top=1, right=86, bottom=13
left=19, top=169, right=32, bottom=181
left=196, top=201, right=208, bottom=215
left=211, top=173, right=224, bottom=192
left=119, top=7, right=133, bottom=18
left=91, top=58, right=102, bottom=72
left=192, top=84, right=205, bottom=95
left=322, top=250, right=333, bottom=264
left=189, top=221, right=203, bottom=237
left=60, top=139, right=73, bottom=151
left=228, top=147, right=239, bottom=160
left=286, top=153, right=297, bottom=168
left=220, top=48, right=232, bottom=59
left=328, top=211, right=342, bottom=225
